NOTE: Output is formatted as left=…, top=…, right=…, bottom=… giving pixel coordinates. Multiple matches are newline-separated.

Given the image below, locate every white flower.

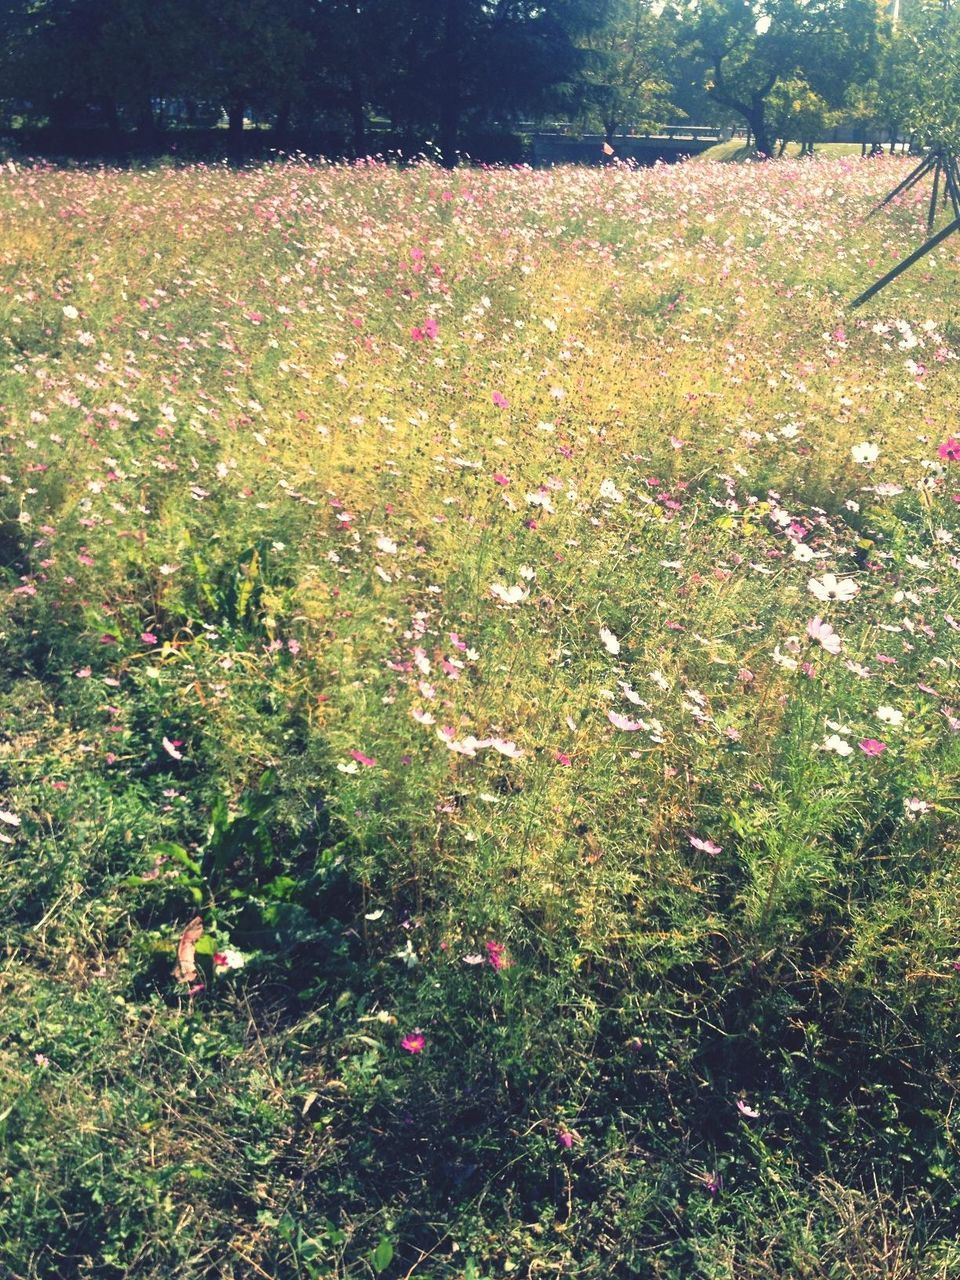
left=876, top=705, right=904, bottom=727
left=599, top=478, right=624, bottom=503
left=0, top=809, right=21, bottom=827
left=904, top=797, right=929, bottom=819
left=821, top=735, right=853, bottom=756
left=772, top=635, right=802, bottom=669
left=375, top=535, right=398, bottom=554
left=394, top=939, right=419, bottom=969
left=489, top=582, right=528, bottom=605
left=62, top=304, right=79, bottom=320
left=792, top=543, right=815, bottom=563
left=808, top=573, right=859, bottom=603
left=851, top=442, right=879, bottom=465
left=599, top=626, right=621, bottom=655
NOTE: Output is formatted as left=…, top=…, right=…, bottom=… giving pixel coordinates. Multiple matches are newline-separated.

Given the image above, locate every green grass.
left=1, top=155, right=960, bottom=1279
left=698, top=139, right=894, bottom=161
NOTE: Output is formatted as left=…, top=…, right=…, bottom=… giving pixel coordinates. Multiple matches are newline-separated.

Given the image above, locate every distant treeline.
left=0, top=0, right=955, bottom=164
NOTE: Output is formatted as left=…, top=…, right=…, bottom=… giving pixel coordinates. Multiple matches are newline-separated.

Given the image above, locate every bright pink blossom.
left=485, top=941, right=511, bottom=971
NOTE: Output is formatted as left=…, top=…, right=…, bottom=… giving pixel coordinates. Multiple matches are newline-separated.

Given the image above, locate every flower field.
left=1, top=155, right=960, bottom=1278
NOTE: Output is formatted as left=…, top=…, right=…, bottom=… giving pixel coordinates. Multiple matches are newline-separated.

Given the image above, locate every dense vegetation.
left=1, top=153, right=959, bottom=1278
left=0, top=0, right=959, bottom=162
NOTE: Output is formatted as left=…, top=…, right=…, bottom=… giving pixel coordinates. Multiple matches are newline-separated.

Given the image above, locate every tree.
left=766, top=74, right=832, bottom=155
left=577, top=0, right=679, bottom=143
left=305, top=0, right=402, bottom=153
left=684, top=0, right=880, bottom=158
left=192, top=0, right=313, bottom=145
left=386, top=0, right=609, bottom=166
left=889, top=0, right=960, bottom=151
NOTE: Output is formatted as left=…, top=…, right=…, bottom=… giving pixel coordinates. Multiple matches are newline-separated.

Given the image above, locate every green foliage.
left=685, top=0, right=880, bottom=155
left=1, top=157, right=960, bottom=1278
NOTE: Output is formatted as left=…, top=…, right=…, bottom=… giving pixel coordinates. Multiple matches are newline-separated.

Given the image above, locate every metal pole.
left=944, top=151, right=960, bottom=221
left=928, top=156, right=943, bottom=230
left=866, top=152, right=935, bottom=219
left=850, top=216, right=960, bottom=308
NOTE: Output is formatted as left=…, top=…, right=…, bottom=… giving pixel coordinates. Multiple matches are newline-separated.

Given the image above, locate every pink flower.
left=737, top=1099, right=760, bottom=1118
left=493, top=472, right=510, bottom=485
left=937, top=437, right=960, bottom=461
left=492, top=391, right=509, bottom=409
left=401, top=1031, right=425, bottom=1054
left=557, top=1129, right=574, bottom=1149
left=141, top=632, right=158, bottom=645
left=689, top=834, right=722, bottom=856
left=607, top=710, right=645, bottom=731
left=485, top=940, right=511, bottom=971
left=859, top=738, right=887, bottom=756
left=162, top=737, right=184, bottom=760
left=349, top=750, right=377, bottom=767
left=806, top=616, right=841, bottom=655
left=555, top=751, right=572, bottom=766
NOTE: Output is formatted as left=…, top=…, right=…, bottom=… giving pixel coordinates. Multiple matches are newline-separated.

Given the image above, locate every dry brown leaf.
left=174, top=916, right=203, bottom=983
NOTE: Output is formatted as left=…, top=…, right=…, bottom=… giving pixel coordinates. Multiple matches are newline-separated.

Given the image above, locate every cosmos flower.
left=808, top=574, right=859, bottom=603
left=876, top=706, right=903, bottom=727
left=689, top=834, right=722, bottom=856
left=806, top=616, right=841, bottom=654
left=599, top=626, right=620, bottom=655
left=851, top=442, right=879, bottom=465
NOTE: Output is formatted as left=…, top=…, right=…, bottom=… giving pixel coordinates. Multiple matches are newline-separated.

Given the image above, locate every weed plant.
left=1, top=155, right=959, bottom=1278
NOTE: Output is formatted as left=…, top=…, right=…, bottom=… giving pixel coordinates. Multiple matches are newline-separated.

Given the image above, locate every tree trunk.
left=48, top=96, right=73, bottom=133
left=747, top=99, right=773, bottom=159
left=274, top=100, right=292, bottom=142
left=136, top=98, right=156, bottom=138
left=438, top=0, right=463, bottom=169
left=100, top=95, right=121, bottom=137
left=227, top=101, right=246, bottom=152
left=349, top=74, right=366, bottom=155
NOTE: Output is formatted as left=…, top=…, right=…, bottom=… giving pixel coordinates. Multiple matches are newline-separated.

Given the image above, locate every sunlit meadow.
left=1, top=154, right=960, bottom=1279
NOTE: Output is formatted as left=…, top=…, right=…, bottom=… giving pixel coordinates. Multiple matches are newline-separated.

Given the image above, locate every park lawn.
left=696, top=139, right=884, bottom=162
left=1, top=155, right=960, bottom=1279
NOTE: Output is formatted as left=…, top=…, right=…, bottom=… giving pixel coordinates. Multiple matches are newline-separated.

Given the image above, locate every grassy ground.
left=696, top=140, right=900, bottom=162
left=2, top=154, right=960, bottom=1279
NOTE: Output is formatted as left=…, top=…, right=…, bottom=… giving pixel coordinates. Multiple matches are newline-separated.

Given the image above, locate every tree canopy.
left=0, top=0, right=952, bottom=162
